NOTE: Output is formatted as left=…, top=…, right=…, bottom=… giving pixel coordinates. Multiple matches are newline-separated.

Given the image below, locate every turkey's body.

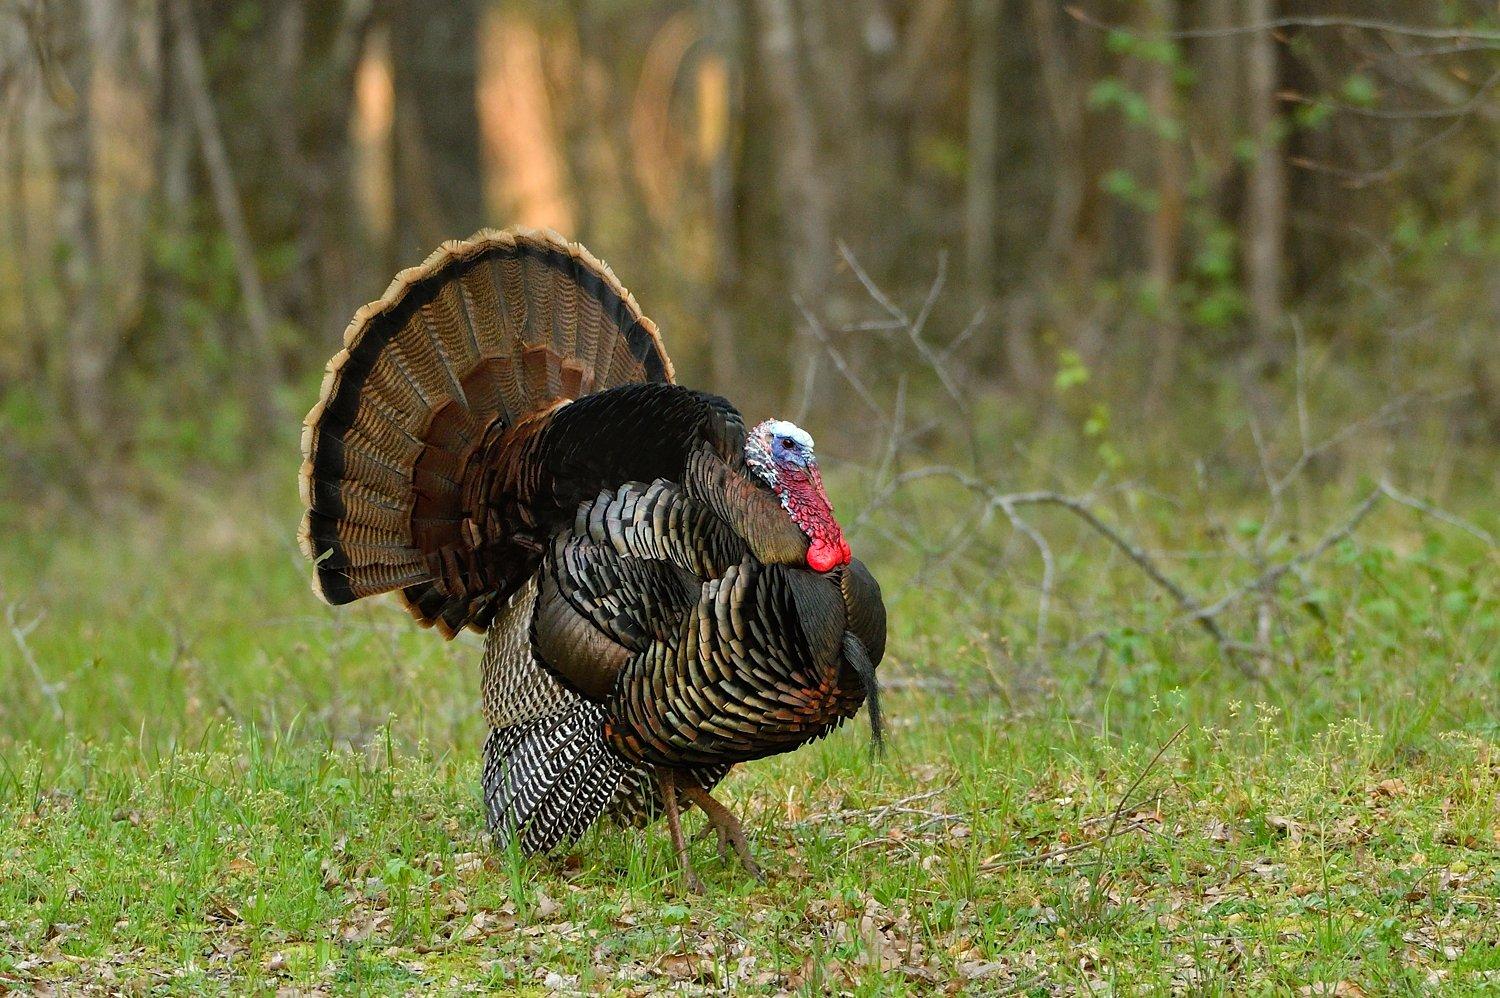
left=299, top=228, right=884, bottom=885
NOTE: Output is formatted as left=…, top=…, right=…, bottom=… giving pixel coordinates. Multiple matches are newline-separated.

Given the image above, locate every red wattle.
left=779, top=463, right=852, bottom=572
left=807, top=539, right=842, bottom=573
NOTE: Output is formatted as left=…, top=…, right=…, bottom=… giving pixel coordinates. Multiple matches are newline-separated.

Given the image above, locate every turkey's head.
left=746, top=419, right=852, bottom=573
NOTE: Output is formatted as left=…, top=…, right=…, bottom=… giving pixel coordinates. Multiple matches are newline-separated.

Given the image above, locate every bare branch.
left=7, top=604, right=62, bottom=721
left=995, top=496, right=1055, bottom=658
left=1191, top=488, right=1386, bottom=623
left=1067, top=6, right=1500, bottom=44
left=1268, top=388, right=1472, bottom=500
left=1376, top=481, right=1497, bottom=548
left=821, top=246, right=1487, bottom=687
left=1288, top=70, right=1500, bottom=189
left=852, top=463, right=1258, bottom=675
left=837, top=240, right=909, bottom=325
left=793, top=294, right=887, bottom=421
left=1003, top=490, right=1255, bottom=676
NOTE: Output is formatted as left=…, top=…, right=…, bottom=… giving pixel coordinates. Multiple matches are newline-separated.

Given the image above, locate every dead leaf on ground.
left=659, top=952, right=715, bottom=984
left=534, top=890, right=562, bottom=919
left=960, top=959, right=1007, bottom=980
left=1297, top=983, right=1366, bottom=997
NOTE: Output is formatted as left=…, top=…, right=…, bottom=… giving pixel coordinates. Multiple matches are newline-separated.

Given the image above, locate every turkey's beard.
left=775, top=463, right=851, bottom=572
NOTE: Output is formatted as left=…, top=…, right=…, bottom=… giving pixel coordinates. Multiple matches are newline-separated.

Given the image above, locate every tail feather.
left=483, top=705, right=629, bottom=853
left=482, top=710, right=736, bottom=853
left=300, top=227, right=673, bottom=634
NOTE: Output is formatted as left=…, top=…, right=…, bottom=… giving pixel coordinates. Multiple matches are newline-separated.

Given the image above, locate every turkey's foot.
left=656, top=769, right=704, bottom=894
left=682, top=784, right=762, bottom=882
left=692, top=821, right=732, bottom=863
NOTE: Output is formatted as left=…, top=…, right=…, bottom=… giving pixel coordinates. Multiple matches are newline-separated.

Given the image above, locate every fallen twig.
left=7, top=604, right=62, bottom=721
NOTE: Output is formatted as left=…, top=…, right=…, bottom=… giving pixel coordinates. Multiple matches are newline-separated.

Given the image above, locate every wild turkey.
left=299, top=228, right=885, bottom=890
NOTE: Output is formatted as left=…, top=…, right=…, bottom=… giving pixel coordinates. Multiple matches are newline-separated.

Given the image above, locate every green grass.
left=0, top=454, right=1496, bottom=994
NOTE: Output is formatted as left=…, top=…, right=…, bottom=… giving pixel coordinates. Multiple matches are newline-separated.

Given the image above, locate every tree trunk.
left=390, top=0, right=484, bottom=267
left=43, top=0, right=108, bottom=442
left=1242, top=0, right=1285, bottom=363
left=704, top=0, right=742, bottom=395
left=295, top=0, right=376, bottom=347
left=1195, top=0, right=1240, bottom=205
left=1145, top=0, right=1184, bottom=399
left=965, top=0, right=1000, bottom=302
left=167, top=0, right=281, bottom=434
left=750, top=0, right=833, bottom=410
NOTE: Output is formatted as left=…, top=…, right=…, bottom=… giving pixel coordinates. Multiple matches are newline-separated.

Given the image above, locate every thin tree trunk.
left=152, top=1, right=194, bottom=365
left=705, top=0, right=742, bottom=395
left=1014, top=0, right=1086, bottom=391
left=1242, top=0, right=1285, bottom=363
left=1145, top=0, right=1184, bottom=400
left=1196, top=0, right=1240, bottom=205
left=751, top=0, right=832, bottom=410
left=7, top=98, right=43, bottom=380
left=168, top=0, right=280, bottom=433
left=44, top=0, right=108, bottom=442
left=965, top=0, right=1000, bottom=301
left=390, top=0, right=483, bottom=266
left=297, top=0, right=376, bottom=349
left=570, top=1, right=663, bottom=257
left=1028, top=0, right=1094, bottom=282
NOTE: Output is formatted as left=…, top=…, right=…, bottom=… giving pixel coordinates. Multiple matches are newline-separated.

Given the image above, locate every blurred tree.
left=1241, top=0, right=1286, bottom=361
left=749, top=0, right=834, bottom=407
left=703, top=0, right=743, bottom=394
left=965, top=0, right=1000, bottom=302
left=1142, top=0, right=1184, bottom=398
left=390, top=0, right=484, bottom=267
left=0, top=0, right=1496, bottom=479
left=42, top=0, right=108, bottom=442
left=167, top=0, right=280, bottom=433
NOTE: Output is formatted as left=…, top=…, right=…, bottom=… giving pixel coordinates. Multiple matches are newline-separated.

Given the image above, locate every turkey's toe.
left=682, top=784, right=761, bottom=883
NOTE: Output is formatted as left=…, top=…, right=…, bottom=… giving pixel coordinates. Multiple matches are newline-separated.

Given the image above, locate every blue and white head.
left=745, top=419, right=850, bottom=572
left=745, top=419, right=815, bottom=483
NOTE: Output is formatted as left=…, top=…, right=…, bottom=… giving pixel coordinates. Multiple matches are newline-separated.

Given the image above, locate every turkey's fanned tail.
left=299, top=227, right=672, bottom=636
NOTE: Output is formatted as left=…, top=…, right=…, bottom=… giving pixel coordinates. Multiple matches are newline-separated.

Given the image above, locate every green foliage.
left=1053, top=348, right=1090, bottom=391
left=1099, top=167, right=1161, bottom=212
left=1340, top=73, right=1379, bottom=108
left=1088, top=78, right=1182, bottom=142
left=1294, top=97, right=1336, bottom=132
left=915, top=134, right=968, bottom=181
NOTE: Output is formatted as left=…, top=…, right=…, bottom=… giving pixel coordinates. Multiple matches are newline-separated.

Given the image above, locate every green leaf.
left=1054, top=349, right=1090, bottom=391
left=1341, top=73, right=1378, bottom=107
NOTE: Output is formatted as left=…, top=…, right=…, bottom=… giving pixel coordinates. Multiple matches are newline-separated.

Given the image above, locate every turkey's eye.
left=779, top=439, right=794, bottom=451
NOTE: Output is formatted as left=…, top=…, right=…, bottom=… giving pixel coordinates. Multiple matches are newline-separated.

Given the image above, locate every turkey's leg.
left=682, top=784, right=762, bottom=882
left=656, top=769, right=703, bottom=894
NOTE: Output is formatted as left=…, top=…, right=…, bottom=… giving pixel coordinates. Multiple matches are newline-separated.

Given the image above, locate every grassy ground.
left=0, top=440, right=1496, bottom=994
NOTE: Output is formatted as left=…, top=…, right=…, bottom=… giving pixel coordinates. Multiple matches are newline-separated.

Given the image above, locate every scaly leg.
left=682, top=784, right=762, bottom=882
left=656, top=769, right=703, bottom=894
